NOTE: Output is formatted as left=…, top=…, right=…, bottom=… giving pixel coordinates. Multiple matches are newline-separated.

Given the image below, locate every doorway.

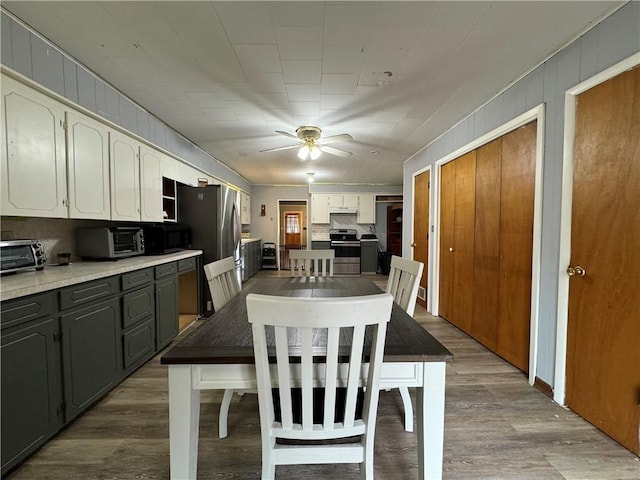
left=278, top=200, right=308, bottom=270
left=557, top=59, right=639, bottom=455
left=412, top=169, right=430, bottom=309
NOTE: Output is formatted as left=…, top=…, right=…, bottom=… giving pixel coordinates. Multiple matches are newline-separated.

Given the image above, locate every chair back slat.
left=343, top=324, right=365, bottom=427
left=290, top=249, right=335, bottom=277
left=204, top=257, right=241, bottom=311
left=322, top=327, right=340, bottom=429
left=274, top=325, right=293, bottom=429
left=300, top=328, right=314, bottom=431
left=386, top=255, right=424, bottom=316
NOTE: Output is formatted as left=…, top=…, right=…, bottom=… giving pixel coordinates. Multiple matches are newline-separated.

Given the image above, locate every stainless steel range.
left=329, top=228, right=360, bottom=275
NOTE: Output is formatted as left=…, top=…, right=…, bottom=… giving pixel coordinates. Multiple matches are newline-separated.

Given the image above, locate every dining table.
left=161, top=276, right=453, bottom=480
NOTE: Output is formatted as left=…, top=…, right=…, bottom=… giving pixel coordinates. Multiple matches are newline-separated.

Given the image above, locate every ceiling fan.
left=260, top=126, right=353, bottom=160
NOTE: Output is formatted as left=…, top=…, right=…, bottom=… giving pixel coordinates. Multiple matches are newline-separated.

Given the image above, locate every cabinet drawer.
left=178, top=257, right=196, bottom=272
left=121, top=268, right=154, bottom=291
left=59, top=277, right=119, bottom=311
left=1, top=292, right=56, bottom=329
left=122, top=317, right=155, bottom=369
left=122, top=285, right=154, bottom=330
left=155, top=262, right=177, bottom=279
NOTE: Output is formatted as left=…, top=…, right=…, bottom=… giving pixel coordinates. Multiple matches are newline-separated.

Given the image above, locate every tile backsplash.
left=311, top=214, right=374, bottom=240
left=2, top=217, right=114, bottom=262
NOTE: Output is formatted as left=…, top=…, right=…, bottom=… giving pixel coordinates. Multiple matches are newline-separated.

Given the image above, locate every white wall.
left=402, top=2, right=639, bottom=387
left=250, top=186, right=311, bottom=246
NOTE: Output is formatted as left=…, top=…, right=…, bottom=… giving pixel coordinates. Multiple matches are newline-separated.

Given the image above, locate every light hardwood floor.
left=6, top=271, right=639, bottom=480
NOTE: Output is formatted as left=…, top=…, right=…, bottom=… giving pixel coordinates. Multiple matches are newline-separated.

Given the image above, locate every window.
left=285, top=213, right=300, bottom=234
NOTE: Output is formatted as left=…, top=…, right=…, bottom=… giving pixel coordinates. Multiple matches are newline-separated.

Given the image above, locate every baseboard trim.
left=534, top=377, right=553, bottom=399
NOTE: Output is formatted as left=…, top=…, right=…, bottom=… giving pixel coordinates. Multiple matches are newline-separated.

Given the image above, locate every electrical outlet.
left=207, top=301, right=213, bottom=311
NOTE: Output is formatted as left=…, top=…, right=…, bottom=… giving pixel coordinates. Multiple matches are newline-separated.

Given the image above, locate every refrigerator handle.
left=232, top=200, right=241, bottom=259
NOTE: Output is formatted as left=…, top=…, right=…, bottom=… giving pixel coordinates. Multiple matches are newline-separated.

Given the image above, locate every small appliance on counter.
left=142, top=223, right=190, bottom=255
left=0, top=239, right=46, bottom=275
left=76, top=226, right=145, bottom=260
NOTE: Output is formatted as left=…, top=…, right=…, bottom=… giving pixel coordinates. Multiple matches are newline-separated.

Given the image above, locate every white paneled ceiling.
left=2, top=1, right=623, bottom=185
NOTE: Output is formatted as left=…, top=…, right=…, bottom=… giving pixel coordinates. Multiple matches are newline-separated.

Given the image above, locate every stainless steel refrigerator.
left=177, top=184, right=241, bottom=315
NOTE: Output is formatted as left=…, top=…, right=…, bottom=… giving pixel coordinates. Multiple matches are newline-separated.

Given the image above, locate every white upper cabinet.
left=357, top=194, right=376, bottom=224
left=240, top=190, right=251, bottom=224
left=110, top=129, right=141, bottom=222
left=65, top=111, right=110, bottom=220
left=1, top=75, right=67, bottom=218
left=139, top=144, right=164, bottom=222
left=311, top=194, right=330, bottom=224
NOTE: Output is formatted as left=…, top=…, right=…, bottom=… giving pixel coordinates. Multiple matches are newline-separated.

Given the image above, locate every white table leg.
left=416, top=362, right=446, bottom=480
left=169, top=365, right=201, bottom=480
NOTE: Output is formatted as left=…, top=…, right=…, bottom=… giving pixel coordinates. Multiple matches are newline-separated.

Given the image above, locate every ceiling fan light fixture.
left=309, top=146, right=321, bottom=160
left=298, top=144, right=310, bottom=160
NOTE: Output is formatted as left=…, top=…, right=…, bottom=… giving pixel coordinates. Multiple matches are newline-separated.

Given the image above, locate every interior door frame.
left=553, top=52, right=640, bottom=406
left=276, top=199, right=309, bottom=270
left=411, top=165, right=432, bottom=311
left=431, top=104, right=545, bottom=385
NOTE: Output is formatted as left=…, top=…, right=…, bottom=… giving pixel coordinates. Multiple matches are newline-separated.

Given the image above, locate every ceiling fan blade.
left=319, top=145, right=353, bottom=158
left=275, top=130, right=299, bottom=140
left=259, top=144, right=299, bottom=153
left=320, top=133, right=353, bottom=145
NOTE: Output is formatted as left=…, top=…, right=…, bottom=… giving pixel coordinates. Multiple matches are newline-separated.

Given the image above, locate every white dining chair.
left=386, top=255, right=424, bottom=433
left=247, top=292, right=393, bottom=480
left=204, top=256, right=249, bottom=439
left=289, top=249, right=334, bottom=277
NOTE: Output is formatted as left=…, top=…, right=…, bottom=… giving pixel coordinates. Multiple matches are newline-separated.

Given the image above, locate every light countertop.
left=0, top=250, right=203, bottom=302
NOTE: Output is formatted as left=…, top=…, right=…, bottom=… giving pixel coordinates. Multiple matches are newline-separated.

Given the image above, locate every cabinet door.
left=311, top=194, right=330, bottom=223
left=327, top=194, right=343, bottom=208
left=61, top=298, right=120, bottom=421
left=139, top=145, right=164, bottom=222
left=1, top=316, right=62, bottom=474
left=156, top=276, right=178, bottom=350
left=110, top=130, right=141, bottom=221
left=66, top=111, right=110, bottom=220
left=342, top=194, right=359, bottom=208
left=240, top=191, right=251, bottom=224
left=357, top=194, right=375, bottom=223
left=1, top=75, right=67, bottom=218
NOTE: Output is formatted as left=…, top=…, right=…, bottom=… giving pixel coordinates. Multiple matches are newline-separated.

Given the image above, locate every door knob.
left=449, top=247, right=454, bottom=252
left=411, top=243, right=417, bottom=247
left=567, top=265, right=586, bottom=277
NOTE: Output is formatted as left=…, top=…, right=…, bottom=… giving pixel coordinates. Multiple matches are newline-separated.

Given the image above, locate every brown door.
left=497, top=122, right=536, bottom=372
left=565, top=66, right=640, bottom=455
left=472, top=138, right=502, bottom=352
left=413, top=171, right=430, bottom=308
left=439, top=151, right=476, bottom=332
left=284, top=212, right=302, bottom=247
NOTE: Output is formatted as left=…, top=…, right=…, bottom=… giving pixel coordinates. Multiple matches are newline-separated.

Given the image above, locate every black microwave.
left=142, top=224, right=190, bottom=255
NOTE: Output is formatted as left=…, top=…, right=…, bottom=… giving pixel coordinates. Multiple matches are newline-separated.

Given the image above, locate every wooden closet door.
left=439, top=162, right=456, bottom=322
left=566, top=66, right=640, bottom=454
left=440, top=152, right=476, bottom=329
left=497, top=122, right=536, bottom=373
left=452, top=152, right=476, bottom=333
left=472, top=139, right=502, bottom=351
left=413, top=171, right=430, bottom=308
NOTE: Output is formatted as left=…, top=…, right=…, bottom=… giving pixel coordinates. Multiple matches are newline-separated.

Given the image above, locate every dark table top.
left=161, top=276, right=453, bottom=365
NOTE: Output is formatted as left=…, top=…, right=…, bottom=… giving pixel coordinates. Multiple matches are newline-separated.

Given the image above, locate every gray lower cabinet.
left=0, top=255, right=197, bottom=474
left=156, top=264, right=178, bottom=350
left=242, top=240, right=262, bottom=281
left=360, top=241, right=378, bottom=274
left=1, top=313, right=63, bottom=473
left=60, top=297, right=121, bottom=422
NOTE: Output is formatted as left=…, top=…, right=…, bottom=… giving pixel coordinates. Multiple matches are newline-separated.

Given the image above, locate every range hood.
left=329, top=206, right=358, bottom=214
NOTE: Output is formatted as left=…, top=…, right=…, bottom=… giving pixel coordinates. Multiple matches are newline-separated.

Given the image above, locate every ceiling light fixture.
left=297, top=138, right=322, bottom=160
left=306, top=172, right=315, bottom=183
